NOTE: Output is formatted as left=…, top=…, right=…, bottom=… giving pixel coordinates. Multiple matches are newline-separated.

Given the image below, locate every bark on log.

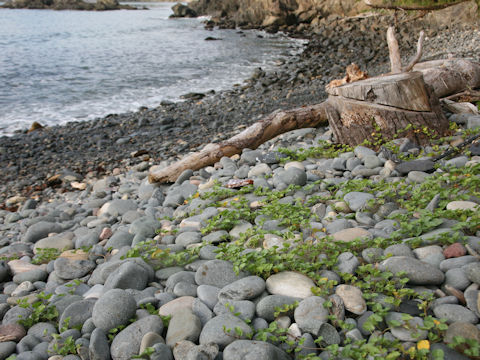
left=326, top=71, right=450, bottom=147
left=148, top=103, right=329, bottom=183
left=413, top=59, right=480, bottom=98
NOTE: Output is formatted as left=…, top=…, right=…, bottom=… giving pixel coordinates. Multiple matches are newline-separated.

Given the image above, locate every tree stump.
left=325, top=71, right=450, bottom=147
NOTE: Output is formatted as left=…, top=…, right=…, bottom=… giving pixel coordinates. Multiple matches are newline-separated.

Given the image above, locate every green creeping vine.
left=209, top=159, right=478, bottom=358
left=121, top=127, right=479, bottom=359
left=17, top=292, right=58, bottom=329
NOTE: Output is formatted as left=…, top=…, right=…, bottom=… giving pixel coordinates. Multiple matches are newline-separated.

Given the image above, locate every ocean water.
left=0, top=3, right=303, bottom=135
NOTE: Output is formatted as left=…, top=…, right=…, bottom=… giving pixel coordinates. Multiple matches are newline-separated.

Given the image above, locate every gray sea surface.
left=0, top=2, right=303, bottom=135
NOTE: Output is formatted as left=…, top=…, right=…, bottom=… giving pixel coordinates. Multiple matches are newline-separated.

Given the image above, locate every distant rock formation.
left=170, top=3, right=197, bottom=18
left=187, top=0, right=368, bottom=31
left=187, top=0, right=478, bottom=33
left=2, top=0, right=135, bottom=10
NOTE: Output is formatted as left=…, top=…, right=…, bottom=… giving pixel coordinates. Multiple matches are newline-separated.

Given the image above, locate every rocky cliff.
left=188, top=0, right=479, bottom=33
left=189, top=0, right=368, bottom=31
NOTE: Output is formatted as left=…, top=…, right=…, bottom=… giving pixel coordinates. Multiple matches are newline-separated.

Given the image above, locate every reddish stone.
left=443, top=243, right=467, bottom=259
left=0, top=323, right=26, bottom=342
left=99, top=227, right=113, bottom=240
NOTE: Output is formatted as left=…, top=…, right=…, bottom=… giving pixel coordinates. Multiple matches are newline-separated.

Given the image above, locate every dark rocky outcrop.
left=1, top=0, right=135, bottom=10
left=170, top=2, right=197, bottom=18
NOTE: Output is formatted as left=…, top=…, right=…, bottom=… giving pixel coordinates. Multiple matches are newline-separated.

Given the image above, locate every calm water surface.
left=0, top=3, right=302, bottom=135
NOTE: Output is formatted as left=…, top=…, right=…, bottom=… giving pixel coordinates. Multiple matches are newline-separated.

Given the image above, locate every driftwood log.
left=413, top=59, right=480, bottom=98
left=149, top=104, right=329, bottom=183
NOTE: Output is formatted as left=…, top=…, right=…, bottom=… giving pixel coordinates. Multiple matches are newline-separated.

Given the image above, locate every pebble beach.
left=0, top=12, right=480, bottom=360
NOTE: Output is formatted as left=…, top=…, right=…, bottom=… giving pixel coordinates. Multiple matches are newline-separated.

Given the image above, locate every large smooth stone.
left=129, top=217, right=160, bottom=238
left=256, top=295, right=299, bottom=321
left=335, top=285, right=366, bottom=315
left=22, top=222, right=63, bottom=243
left=0, top=341, right=16, bottom=360
left=98, top=199, right=137, bottom=217
left=385, top=312, right=427, bottom=341
left=159, top=296, right=194, bottom=317
left=218, top=276, right=266, bottom=301
left=89, top=328, right=111, bottom=360
left=223, top=340, right=290, bottom=360
left=294, top=296, right=329, bottom=336
left=7, top=260, right=41, bottom=276
left=332, top=228, right=372, bottom=242
left=110, top=315, right=164, bottom=360
left=446, top=201, right=479, bottom=211
left=54, top=258, right=96, bottom=280
left=265, top=271, right=315, bottom=299
left=33, top=232, right=74, bottom=253
left=213, top=299, right=255, bottom=322
left=194, top=260, right=247, bottom=288
left=343, top=192, right=374, bottom=211
left=103, top=261, right=149, bottom=291
left=395, top=159, right=434, bottom=174
left=59, top=299, right=96, bottom=329
left=433, top=304, right=479, bottom=324
left=199, top=314, right=251, bottom=350
left=92, top=289, right=137, bottom=332
left=380, top=256, right=445, bottom=285
left=445, top=322, right=480, bottom=344
left=166, top=311, right=202, bottom=347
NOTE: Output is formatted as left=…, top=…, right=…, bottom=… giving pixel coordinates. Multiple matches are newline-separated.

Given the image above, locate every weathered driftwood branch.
left=364, top=0, right=469, bottom=11
left=148, top=103, right=329, bottom=183
left=387, top=27, right=402, bottom=73
left=386, top=27, right=424, bottom=73
left=403, top=30, right=424, bottom=72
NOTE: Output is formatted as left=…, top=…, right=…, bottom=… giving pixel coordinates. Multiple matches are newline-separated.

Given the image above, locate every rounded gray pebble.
left=92, top=289, right=137, bottom=332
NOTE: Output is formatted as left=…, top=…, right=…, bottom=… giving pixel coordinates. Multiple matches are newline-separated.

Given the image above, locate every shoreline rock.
left=1, top=0, right=135, bottom=10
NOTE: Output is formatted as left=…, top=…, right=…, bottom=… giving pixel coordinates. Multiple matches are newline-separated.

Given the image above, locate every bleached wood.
left=387, top=27, right=402, bottom=73
left=149, top=103, right=329, bottom=183
left=413, top=58, right=480, bottom=98
left=441, top=99, right=479, bottom=114
left=403, top=31, right=425, bottom=72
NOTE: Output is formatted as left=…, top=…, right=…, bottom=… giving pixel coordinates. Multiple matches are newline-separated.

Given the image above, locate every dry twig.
left=445, top=89, right=480, bottom=102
